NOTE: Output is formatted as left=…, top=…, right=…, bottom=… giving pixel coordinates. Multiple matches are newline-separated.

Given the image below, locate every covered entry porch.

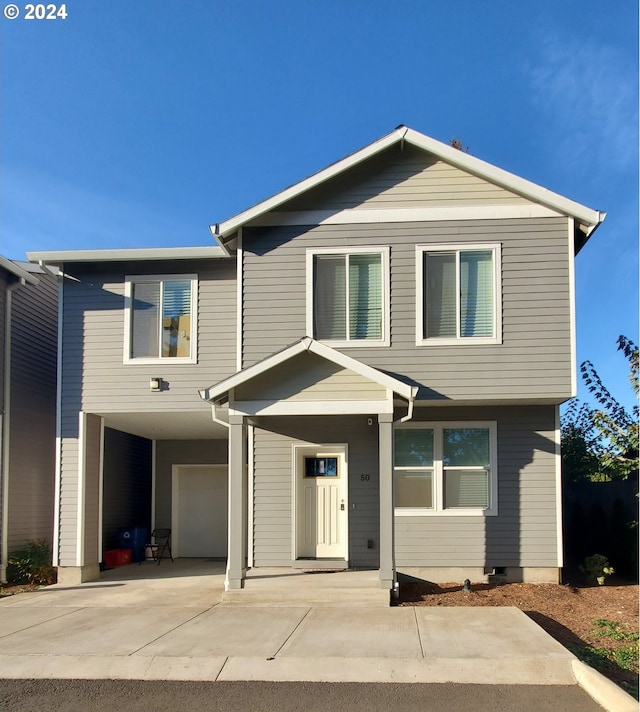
left=200, top=337, right=417, bottom=594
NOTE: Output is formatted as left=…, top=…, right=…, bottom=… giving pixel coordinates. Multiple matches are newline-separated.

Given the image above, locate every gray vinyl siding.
left=242, top=217, right=572, bottom=401
left=282, top=145, right=535, bottom=211
left=57, top=259, right=235, bottom=564
left=235, top=353, right=387, bottom=402
left=60, top=259, right=236, bottom=413
left=4, top=269, right=57, bottom=555
left=102, top=427, right=152, bottom=552
left=0, top=270, right=6, bottom=411
left=394, top=405, right=559, bottom=568
left=58, top=421, right=78, bottom=565
left=251, top=416, right=379, bottom=568
left=154, top=439, right=228, bottom=531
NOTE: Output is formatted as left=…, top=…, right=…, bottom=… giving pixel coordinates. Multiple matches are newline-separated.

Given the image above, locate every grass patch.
left=570, top=618, right=639, bottom=700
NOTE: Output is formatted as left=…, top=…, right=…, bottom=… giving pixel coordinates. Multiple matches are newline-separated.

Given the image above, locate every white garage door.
left=173, top=465, right=228, bottom=557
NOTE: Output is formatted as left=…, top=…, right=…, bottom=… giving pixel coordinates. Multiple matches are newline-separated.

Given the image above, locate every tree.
left=561, top=400, right=601, bottom=483
left=562, top=336, right=638, bottom=482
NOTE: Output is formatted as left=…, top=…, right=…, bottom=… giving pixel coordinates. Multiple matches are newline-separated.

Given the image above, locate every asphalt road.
left=1, top=680, right=605, bottom=712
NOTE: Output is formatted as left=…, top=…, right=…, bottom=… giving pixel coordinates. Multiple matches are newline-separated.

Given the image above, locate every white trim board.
left=568, top=218, right=578, bottom=397
left=554, top=407, right=564, bottom=568
left=0, top=256, right=40, bottom=284
left=76, top=412, right=87, bottom=567
left=251, top=204, right=563, bottom=228
left=97, top=418, right=105, bottom=563
left=27, top=246, right=229, bottom=265
left=229, top=399, right=394, bottom=417
left=236, top=227, right=243, bottom=372
left=247, top=424, right=254, bottom=569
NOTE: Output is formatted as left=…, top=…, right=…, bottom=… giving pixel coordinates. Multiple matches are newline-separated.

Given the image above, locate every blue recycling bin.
left=118, top=526, right=148, bottom=563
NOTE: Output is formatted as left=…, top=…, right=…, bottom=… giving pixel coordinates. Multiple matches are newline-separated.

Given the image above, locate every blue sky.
left=1, top=0, right=638, bottom=410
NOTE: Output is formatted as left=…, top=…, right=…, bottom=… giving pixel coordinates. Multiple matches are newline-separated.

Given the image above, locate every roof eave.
left=210, top=125, right=604, bottom=239
left=211, top=127, right=407, bottom=239
left=0, top=256, right=40, bottom=285
left=199, top=336, right=417, bottom=404
left=575, top=211, right=607, bottom=255
left=26, top=246, right=230, bottom=266
left=401, top=128, right=604, bottom=229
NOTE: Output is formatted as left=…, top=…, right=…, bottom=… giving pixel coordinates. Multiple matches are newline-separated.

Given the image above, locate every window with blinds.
left=419, top=244, right=500, bottom=344
left=312, top=250, right=385, bottom=343
left=126, top=276, right=196, bottom=361
left=394, top=423, right=496, bottom=514
left=443, top=428, right=490, bottom=508
left=394, top=428, right=434, bottom=509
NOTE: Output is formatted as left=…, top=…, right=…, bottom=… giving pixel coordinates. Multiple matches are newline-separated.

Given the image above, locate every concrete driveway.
left=0, top=559, right=634, bottom=711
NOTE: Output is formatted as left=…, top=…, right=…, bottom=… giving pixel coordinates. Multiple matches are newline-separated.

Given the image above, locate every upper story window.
left=306, top=247, right=390, bottom=347
left=416, top=243, right=502, bottom=346
left=394, top=422, right=498, bottom=516
left=124, top=275, right=197, bottom=363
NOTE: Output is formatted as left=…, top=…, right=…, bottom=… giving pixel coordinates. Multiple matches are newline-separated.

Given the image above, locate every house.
left=27, top=126, right=605, bottom=594
left=0, top=256, right=58, bottom=582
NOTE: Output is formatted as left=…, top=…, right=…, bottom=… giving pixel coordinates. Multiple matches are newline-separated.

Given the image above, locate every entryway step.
left=221, top=588, right=390, bottom=607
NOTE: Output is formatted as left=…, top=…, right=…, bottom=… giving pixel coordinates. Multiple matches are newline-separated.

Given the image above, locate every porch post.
left=378, top=412, right=395, bottom=589
left=226, top=414, right=247, bottom=590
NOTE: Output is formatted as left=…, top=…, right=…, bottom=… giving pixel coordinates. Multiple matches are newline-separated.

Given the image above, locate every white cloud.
left=526, top=34, right=637, bottom=173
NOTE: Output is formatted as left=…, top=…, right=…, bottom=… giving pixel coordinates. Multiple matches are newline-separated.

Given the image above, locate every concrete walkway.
left=0, top=560, right=635, bottom=712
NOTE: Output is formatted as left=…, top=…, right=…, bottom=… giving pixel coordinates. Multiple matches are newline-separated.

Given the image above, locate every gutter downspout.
left=388, top=386, right=417, bottom=597
left=38, top=261, right=58, bottom=280
left=1, top=281, right=21, bottom=582
left=397, top=386, right=418, bottom=423
left=210, top=403, right=230, bottom=430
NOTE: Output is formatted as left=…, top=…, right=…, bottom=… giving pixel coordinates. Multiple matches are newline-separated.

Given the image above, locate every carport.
left=72, top=409, right=230, bottom=581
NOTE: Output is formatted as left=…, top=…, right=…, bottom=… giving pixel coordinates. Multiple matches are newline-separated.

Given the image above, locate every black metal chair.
left=149, top=528, right=173, bottom=565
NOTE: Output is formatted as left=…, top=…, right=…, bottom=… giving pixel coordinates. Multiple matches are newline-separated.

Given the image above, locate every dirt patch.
left=0, top=583, right=41, bottom=597
left=397, top=575, right=639, bottom=698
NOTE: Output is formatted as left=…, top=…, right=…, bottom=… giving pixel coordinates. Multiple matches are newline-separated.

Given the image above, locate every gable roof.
left=211, top=125, right=605, bottom=249
left=199, top=336, right=418, bottom=405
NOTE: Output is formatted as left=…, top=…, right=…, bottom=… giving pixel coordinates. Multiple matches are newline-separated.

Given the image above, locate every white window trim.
left=305, top=245, right=390, bottom=348
left=415, top=243, right=502, bottom=346
left=123, top=274, right=198, bottom=364
left=394, top=421, right=498, bottom=517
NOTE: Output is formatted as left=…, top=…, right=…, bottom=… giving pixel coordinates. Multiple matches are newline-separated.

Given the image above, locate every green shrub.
left=7, top=539, right=56, bottom=585
left=579, top=554, right=614, bottom=585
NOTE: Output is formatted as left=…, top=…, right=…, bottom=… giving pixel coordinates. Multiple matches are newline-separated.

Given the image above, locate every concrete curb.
left=571, top=659, right=637, bottom=712
left=0, top=654, right=576, bottom=685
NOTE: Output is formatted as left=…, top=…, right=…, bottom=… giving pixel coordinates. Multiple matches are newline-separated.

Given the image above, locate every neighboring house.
left=0, top=256, right=58, bottom=582
left=28, top=126, right=605, bottom=593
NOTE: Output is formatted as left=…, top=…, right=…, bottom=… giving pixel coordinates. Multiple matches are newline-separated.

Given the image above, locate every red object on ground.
left=103, top=549, right=132, bottom=567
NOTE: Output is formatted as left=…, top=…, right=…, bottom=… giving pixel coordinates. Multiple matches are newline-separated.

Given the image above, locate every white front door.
left=172, top=465, right=228, bottom=557
left=295, top=446, right=347, bottom=560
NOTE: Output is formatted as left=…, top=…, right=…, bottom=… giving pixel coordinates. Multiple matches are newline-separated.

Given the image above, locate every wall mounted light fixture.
left=150, top=377, right=162, bottom=392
